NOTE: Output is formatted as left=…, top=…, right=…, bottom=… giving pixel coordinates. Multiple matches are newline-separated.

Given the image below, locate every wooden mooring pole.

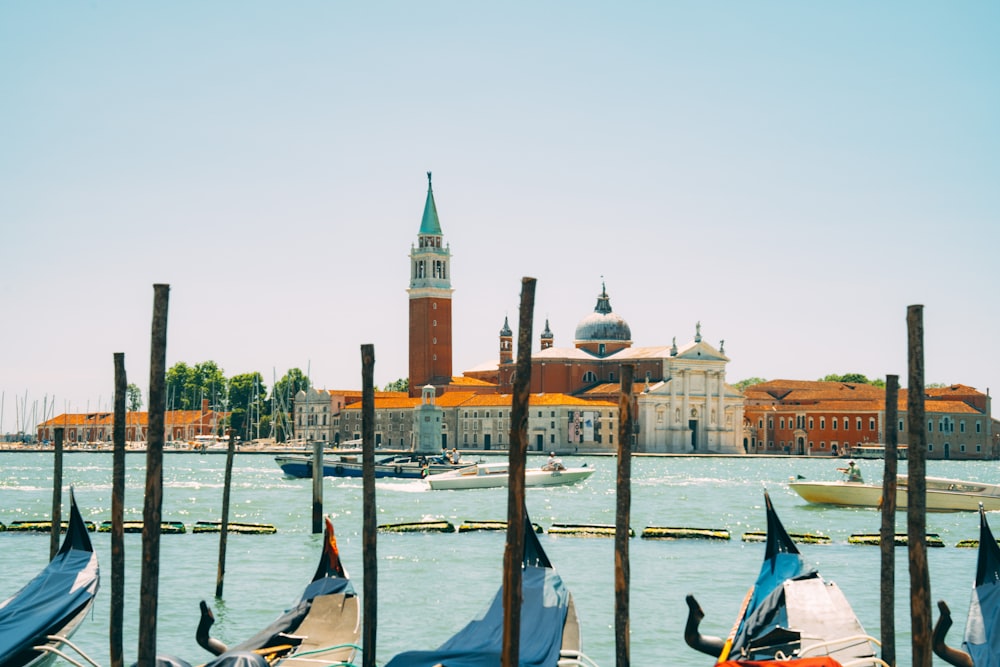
left=615, top=365, right=634, bottom=667
left=880, top=374, right=899, bottom=667
left=110, top=352, right=127, bottom=667
left=139, top=283, right=169, bottom=665
left=312, top=437, right=323, bottom=534
left=50, top=426, right=63, bottom=559
left=215, top=428, right=236, bottom=598
left=361, top=343, right=377, bottom=667
left=502, top=277, right=535, bottom=667
left=907, top=305, right=931, bottom=667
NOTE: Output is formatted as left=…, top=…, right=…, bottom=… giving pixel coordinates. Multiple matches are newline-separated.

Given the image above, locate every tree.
left=126, top=383, right=143, bottom=411
left=381, top=377, right=410, bottom=392
left=228, top=372, right=268, bottom=441
left=272, top=368, right=310, bottom=442
left=734, top=377, right=766, bottom=391
left=819, top=373, right=885, bottom=388
left=165, top=361, right=227, bottom=410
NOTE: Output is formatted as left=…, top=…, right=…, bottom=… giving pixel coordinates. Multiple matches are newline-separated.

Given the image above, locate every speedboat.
left=933, top=506, right=1000, bottom=667
left=159, top=515, right=361, bottom=667
left=275, top=452, right=463, bottom=479
left=0, top=489, right=100, bottom=667
left=789, top=475, right=1000, bottom=512
left=425, top=460, right=595, bottom=490
left=385, top=507, right=595, bottom=666
left=685, top=490, right=881, bottom=665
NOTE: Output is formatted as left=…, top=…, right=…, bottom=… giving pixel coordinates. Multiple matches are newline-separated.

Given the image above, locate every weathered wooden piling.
left=880, top=374, right=899, bottom=667
left=139, top=283, right=169, bottom=665
left=615, top=364, right=634, bottom=667
left=50, top=426, right=63, bottom=559
left=361, top=343, right=377, bottom=667
left=110, top=352, right=126, bottom=667
left=215, top=429, right=235, bottom=598
left=312, top=437, right=324, bottom=535
left=502, top=277, right=535, bottom=667
left=907, top=305, right=931, bottom=667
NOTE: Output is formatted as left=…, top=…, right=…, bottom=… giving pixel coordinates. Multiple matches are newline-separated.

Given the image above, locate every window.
left=961, top=421, right=966, bottom=433
left=809, top=417, right=814, bottom=429
left=758, top=419, right=763, bottom=429
left=856, top=418, right=862, bottom=430
left=768, top=418, right=774, bottom=429
left=820, top=417, right=826, bottom=429
left=928, top=420, right=933, bottom=433
left=832, top=418, right=838, bottom=431
left=780, top=418, right=785, bottom=429
left=899, top=419, right=905, bottom=432
left=977, top=421, right=982, bottom=433
left=583, top=371, right=597, bottom=383
left=869, top=418, right=875, bottom=430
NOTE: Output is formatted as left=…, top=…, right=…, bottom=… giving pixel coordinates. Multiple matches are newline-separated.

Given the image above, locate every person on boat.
left=544, top=452, right=565, bottom=471
left=451, top=448, right=460, bottom=464
left=837, top=460, right=863, bottom=483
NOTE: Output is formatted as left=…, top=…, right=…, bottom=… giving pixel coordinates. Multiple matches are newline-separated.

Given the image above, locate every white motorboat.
left=425, top=460, right=595, bottom=490
left=789, top=475, right=1000, bottom=512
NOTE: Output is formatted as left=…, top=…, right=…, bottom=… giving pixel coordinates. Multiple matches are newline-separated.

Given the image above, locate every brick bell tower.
left=407, top=172, right=454, bottom=396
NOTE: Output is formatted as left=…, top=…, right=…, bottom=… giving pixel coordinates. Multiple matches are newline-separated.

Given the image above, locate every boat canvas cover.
left=0, top=498, right=99, bottom=667
left=731, top=492, right=814, bottom=657
left=963, top=508, right=1000, bottom=667
left=386, top=511, right=568, bottom=667
left=385, top=566, right=568, bottom=667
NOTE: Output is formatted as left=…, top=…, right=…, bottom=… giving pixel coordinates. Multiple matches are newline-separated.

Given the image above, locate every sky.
left=2, top=2, right=998, bottom=434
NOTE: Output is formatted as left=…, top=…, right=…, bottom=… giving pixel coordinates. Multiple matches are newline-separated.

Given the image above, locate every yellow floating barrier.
left=378, top=520, right=455, bottom=533
left=641, top=526, right=730, bottom=541
left=458, top=520, right=543, bottom=533
left=741, top=531, right=830, bottom=545
left=548, top=523, right=631, bottom=538
left=8, top=520, right=97, bottom=533
left=848, top=532, right=944, bottom=547
left=97, top=520, right=187, bottom=534
left=192, top=521, right=277, bottom=535
left=956, top=539, right=978, bottom=548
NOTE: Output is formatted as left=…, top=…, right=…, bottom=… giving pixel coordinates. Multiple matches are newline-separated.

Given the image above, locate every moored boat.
left=425, top=460, right=595, bottom=490
left=789, top=475, right=1000, bottom=512
left=933, top=505, right=1000, bottom=667
left=384, top=508, right=595, bottom=666
left=684, top=490, right=882, bottom=665
left=274, top=452, right=464, bottom=479
left=174, top=515, right=360, bottom=667
left=0, top=489, right=100, bottom=667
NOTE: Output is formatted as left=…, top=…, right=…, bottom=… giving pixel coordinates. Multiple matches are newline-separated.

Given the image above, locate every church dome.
left=574, top=284, right=631, bottom=342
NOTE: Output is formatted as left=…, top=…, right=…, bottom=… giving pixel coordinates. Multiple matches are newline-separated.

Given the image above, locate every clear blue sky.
left=2, top=2, right=998, bottom=433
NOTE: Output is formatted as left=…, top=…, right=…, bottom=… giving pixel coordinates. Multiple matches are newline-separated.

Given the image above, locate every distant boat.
left=274, top=452, right=465, bottom=479
left=385, top=507, right=595, bottom=666
left=850, top=444, right=907, bottom=460
left=0, top=489, right=100, bottom=667
left=684, top=490, right=880, bottom=665
left=933, top=505, right=1000, bottom=667
left=789, top=475, right=1000, bottom=512
left=187, top=515, right=360, bottom=667
left=425, top=460, right=595, bottom=490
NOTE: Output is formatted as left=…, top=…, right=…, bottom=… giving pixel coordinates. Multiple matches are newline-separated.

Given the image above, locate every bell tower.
left=407, top=172, right=454, bottom=395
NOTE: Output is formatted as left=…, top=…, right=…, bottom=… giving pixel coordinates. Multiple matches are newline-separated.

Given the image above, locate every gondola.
left=384, top=507, right=595, bottom=667
left=176, top=516, right=360, bottom=667
left=685, top=490, right=883, bottom=666
left=933, top=505, right=1000, bottom=667
left=0, top=489, right=100, bottom=667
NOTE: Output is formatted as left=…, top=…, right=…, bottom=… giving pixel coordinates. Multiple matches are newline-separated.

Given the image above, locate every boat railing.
left=796, top=633, right=887, bottom=666
left=32, top=635, right=102, bottom=667
left=558, top=649, right=602, bottom=666
left=281, top=642, right=363, bottom=665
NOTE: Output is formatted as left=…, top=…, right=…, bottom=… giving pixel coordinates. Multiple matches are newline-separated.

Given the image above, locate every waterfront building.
left=35, top=399, right=228, bottom=446
left=743, top=380, right=996, bottom=460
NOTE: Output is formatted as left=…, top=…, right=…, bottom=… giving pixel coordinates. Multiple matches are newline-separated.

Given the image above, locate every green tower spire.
left=419, top=171, right=443, bottom=236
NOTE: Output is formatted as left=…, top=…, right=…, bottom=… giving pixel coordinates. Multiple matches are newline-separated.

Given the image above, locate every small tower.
left=540, top=318, right=554, bottom=350
left=499, top=316, right=513, bottom=365
left=407, top=172, right=454, bottom=396
left=412, top=384, right=445, bottom=453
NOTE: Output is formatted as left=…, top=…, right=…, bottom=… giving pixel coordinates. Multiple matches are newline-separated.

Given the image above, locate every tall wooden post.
left=215, top=429, right=235, bottom=598
left=880, top=374, right=899, bottom=667
left=615, top=365, right=634, bottom=667
left=50, top=427, right=64, bottom=559
left=139, top=283, right=169, bottom=665
left=907, top=305, right=931, bottom=667
left=503, top=277, right=536, bottom=667
left=312, top=437, right=324, bottom=534
left=110, top=353, right=127, bottom=667
left=361, top=344, right=377, bottom=667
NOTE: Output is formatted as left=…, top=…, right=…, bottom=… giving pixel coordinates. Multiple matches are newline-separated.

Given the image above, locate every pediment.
left=674, top=340, right=729, bottom=362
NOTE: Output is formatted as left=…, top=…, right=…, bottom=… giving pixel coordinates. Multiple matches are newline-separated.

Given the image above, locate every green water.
left=0, top=452, right=992, bottom=666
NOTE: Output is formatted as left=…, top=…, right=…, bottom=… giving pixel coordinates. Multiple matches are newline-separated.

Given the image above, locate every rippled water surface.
left=1, top=452, right=994, bottom=666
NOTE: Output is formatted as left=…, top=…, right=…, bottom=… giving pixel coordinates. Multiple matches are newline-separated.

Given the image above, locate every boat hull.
left=426, top=466, right=595, bottom=490
left=275, top=454, right=459, bottom=479
left=789, top=477, right=1000, bottom=512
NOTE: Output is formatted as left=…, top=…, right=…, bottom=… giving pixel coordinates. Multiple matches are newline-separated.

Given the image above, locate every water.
left=0, top=452, right=992, bottom=666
